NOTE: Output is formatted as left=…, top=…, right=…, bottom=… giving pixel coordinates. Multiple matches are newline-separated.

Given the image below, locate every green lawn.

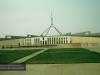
left=24, top=48, right=100, bottom=64
left=0, top=49, right=41, bottom=63
left=44, top=48, right=90, bottom=52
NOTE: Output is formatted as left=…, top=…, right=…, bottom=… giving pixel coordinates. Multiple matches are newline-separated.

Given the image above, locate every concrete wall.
left=0, top=39, right=20, bottom=47
left=70, top=36, right=100, bottom=43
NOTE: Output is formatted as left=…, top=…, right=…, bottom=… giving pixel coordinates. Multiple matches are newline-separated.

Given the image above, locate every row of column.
left=41, top=38, right=67, bottom=45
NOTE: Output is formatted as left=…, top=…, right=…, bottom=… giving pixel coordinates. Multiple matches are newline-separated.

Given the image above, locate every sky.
left=0, top=0, right=100, bottom=38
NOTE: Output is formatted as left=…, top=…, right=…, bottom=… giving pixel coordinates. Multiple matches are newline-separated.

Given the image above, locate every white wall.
left=20, top=36, right=71, bottom=46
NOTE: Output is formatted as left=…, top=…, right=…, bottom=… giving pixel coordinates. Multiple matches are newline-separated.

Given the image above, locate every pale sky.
left=0, top=0, right=100, bottom=38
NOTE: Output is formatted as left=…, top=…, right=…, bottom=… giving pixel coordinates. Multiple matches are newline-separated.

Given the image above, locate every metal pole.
left=40, top=26, right=51, bottom=36
left=45, top=26, right=52, bottom=36
left=53, top=26, right=62, bottom=35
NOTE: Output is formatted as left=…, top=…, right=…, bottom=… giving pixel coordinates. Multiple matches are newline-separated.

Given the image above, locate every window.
left=47, top=38, right=49, bottom=40
left=54, top=38, right=55, bottom=41
left=59, top=40, right=60, bottom=44
left=43, top=38, right=44, bottom=40
left=59, top=38, right=60, bottom=40
left=52, top=38, right=53, bottom=40
left=43, top=41, right=44, bottom=45
left=64, top=41, right=65, bottom=44
left=57, top=41, right=58, bottom=44
left=50, top=38, right=51, bottom=40
left=25, top=42, right=26, bottom=45
left=52, top=40, right=53, bottom=44
left=45, top=41, right=46, bottom=44
left=30, top=42, right=31, bottom=45
left=56, top=38, right=58, bottom=40
left=38, top=38, right=39, bottom=40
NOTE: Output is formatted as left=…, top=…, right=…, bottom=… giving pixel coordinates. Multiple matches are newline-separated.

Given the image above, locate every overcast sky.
left=0, top=0, right=100, bottom=38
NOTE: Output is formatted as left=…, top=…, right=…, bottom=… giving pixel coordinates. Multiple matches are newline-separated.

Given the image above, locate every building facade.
left=0, top=35, right=100, bottom=47
left=20, top=36, right=70, bottom=46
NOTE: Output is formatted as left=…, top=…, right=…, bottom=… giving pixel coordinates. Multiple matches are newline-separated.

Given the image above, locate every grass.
left=0, top=49, right=41, bottom=63
left=24, top=48, right=100, bottom=64
left=44, top=48, right=90, bottom=52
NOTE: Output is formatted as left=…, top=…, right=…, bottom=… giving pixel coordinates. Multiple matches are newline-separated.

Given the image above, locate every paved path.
left=0, top=63, right=100, bottom=75
left=82, top=46, right=100, bottom=53
left=12, top=48, right=48, bottom=63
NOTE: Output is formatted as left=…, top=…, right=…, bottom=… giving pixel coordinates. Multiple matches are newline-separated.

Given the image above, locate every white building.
left=20, top=36, right=70, bottom=46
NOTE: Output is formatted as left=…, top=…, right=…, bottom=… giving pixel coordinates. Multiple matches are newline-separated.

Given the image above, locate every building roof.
left=0, top=35, right=39, bottom=41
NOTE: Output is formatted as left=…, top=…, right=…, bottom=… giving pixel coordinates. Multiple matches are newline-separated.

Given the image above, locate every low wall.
left=57, top=43, right=81, bottom=47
